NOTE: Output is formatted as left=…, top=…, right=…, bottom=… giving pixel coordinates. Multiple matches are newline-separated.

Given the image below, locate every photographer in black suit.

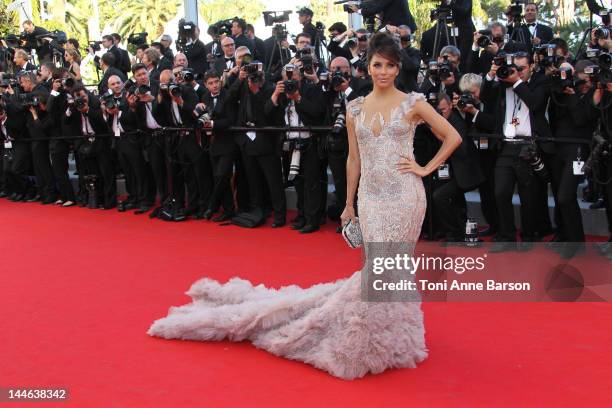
left=265, top=64, right=326, bottom=233
left=385, top=25, right=421, bottom=93
left=156, top=69, right=208, bottom=216
left=226, top=58, right=286, bottom=227
left=470, top=22, right=529, bottom=75
left=64, top=86, right=116, bottom=209
left=24, top=91, right=57, bottom=204
left=507, top=2, right=554, bottom=50
left=433, top=93, right=484, bottom=243
left=128, top=63, right=163, bottom=212
left=21, top=20, right=53, bottom=64
left=360, top=0, right=417, bottom=33
left=181, top=24, right=208, bottom=75
left=453, top=73, right=500, bottom=236
left=419, top=0, right=475, bottom=72
left=0, top=95, right=29, bottom=201
left=480, top=52, right=552, bottom=251
left=200, top=71, right=239, bottom=222
left=98, top=52, right=127, bottom=96
left=548, top=61, right=600, bottom=258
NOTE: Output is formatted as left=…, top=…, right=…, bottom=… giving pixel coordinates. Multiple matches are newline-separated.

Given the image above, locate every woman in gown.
left=148, top=33, right=461, bottom=380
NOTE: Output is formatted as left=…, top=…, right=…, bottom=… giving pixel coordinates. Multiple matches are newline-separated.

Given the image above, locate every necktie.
left=528, top=23, right=536, bottom=27
left=225, top=57, right=234, bottom=63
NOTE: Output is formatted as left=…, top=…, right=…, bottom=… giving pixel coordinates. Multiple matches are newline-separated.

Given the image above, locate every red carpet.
left=1, top=200, right=611, bottom=407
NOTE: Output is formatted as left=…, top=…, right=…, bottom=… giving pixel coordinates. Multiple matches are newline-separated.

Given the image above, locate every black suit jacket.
left=447, top=111, right=485, bottom=191
left=480, top=71, right=554, bottom=153
left=156, top=84, right=199, bottom=128
left=1, top=101, right=26, bottom=142
left=252, top=37, right=266, bottom=63
left=213, top=56, right=235, bottom=77
left=98, top=67, right=127, bottom=96
left=204, top=89, right=238, bottom=156
left=361, top=0, right=417, bottom=33
left=185, top=40, right=208, bottom=74
left=226, top=78, right=275, bottom=156
left=509, top=23, right=554, bottom=49
left=398, top=46, right=421, bottom=93
left=158, top=55, right=174, bottom=72
left=233, top=34, right=255, bottom=56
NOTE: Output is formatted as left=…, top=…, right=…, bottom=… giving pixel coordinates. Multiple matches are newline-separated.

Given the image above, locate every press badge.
left=4, top=141, right=12, bottom=149
left=437, top=164, right=450, bottom=179
left=479, top=137, right=488, bottom=149
left=246, top=131, right=256, bottom=141
left=573, top=160, right=585, bottom=176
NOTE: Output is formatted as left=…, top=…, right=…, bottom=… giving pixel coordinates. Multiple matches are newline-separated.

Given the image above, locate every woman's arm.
left=72, top=62, right=82, bottom=81
left=345, top=110, right=360, bottom=207
left=398, top=100, right=461, bottom=177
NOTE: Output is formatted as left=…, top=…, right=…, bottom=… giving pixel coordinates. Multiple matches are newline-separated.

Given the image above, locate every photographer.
left=226, top=56, right=286, bottom=227
left=246, top=24, right=266, bottom=64
left=420, top=46, right=461, bottom=97
left=212, top=37, right=237, bottom=77
left=199, top=70, right=239, bottom=221
left=0, top=94, right=29, bottom=201
left=328, top=29, right=368, bottom=68
left=178, top=20, right=208, bottom=75
left=297, top=7, right=322, bottom=61
left=263, top=26, right=292, bottom=77
left=151, top=42, right=174, bottom=72
left=20, top=20, right=53, bottom=64
left=231, top=18, right=255, bottom=57
left=433, top=93, right=484, bottom=243
left=110, top=33, right=131, bottom=75
left=128, top=63, right=163, bottom=212
left=24, top=91, right=57, bottom=204
left=177, top=68, right=206, bottom=101
left=481, top=52, right=552, bottom=251
left=265, top=64, right=326, bottom=233
left=13, top=49, right=36, bottom=75
left=98, top=52, right=127, bottom=96
left=547, top=60, right=601, bottom=258
left=64, top=86, right=116, bottom=209
left=360, top=0, right=417, bottom=33
left=222, top=46, right=252, bottom=89
left=47, top=69, right=77, bottom=206
left=470, top=22, right=529, bottom=75
left=321, top=57, right=368, bottom=232
left=419, top=1, right=475, bottom=72
left=452, top=73, right=499, bottom=236
left=101, top=75, right=148, bottom=213
left=385, top=25, right=421, bottom=92
left=508, top=2, right=554, bottom=49
left=157, top=69, right=209, bottom=217
left=142, top=47, right=162, bottom=82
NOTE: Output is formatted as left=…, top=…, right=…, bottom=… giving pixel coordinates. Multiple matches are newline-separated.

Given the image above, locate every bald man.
left=213, top=37, right=236, bottom=77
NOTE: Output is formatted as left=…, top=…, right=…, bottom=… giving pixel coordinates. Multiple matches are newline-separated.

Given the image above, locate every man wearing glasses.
left=481, top=52, right=552, bottom=252
left=213, top=37, right=236, bottom=77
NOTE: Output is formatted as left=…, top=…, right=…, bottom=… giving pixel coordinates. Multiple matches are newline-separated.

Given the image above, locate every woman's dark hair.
left=367, top=32, right=401, bottom=66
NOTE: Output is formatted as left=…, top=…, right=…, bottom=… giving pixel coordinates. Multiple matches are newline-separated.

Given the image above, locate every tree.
left=198, top=0, right=266, bottom=26
left=114, top=0, right=181, bottom=40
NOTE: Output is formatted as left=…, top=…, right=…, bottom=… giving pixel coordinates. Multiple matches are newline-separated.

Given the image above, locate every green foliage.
left=198, top=0, right=266, bottom=26
left=0, top=0, right=20, bottom=34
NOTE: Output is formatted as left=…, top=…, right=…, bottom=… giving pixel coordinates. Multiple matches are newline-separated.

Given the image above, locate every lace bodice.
left=347, top=92, right=426, bottom=201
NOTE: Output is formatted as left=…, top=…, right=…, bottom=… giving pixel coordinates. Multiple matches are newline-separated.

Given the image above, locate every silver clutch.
left=341, top=218, right=363, bottom=249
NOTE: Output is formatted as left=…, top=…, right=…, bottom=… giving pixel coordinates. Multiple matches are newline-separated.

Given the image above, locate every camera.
left=428, top=59, right=453, bottom=81
left=18, top=93, right=39, bottom=107
left=208, top=19, right=233, bottom=38
left=519, top=144, right=549, bottom=181
left=263, top=10, right=292, bottom=26
left=494, top=52, right=519, bottom=79
left=178, top=69, right=200, bottom=83
left=243, top=61, right=264, bottom=83
left=584, top=132, right=612, bottom=176
left=330, top=69, right=350, bottom=89
left=430, top=0, right=454, bottom=22
left=457, top=92, right=476, bottom=110
left=128, top=33, right=148, bottom=47
left=426, top=92, right=439, bottom=106
left=195, top=106, right=213, bottom=129
left=594, top=26, right=611, bottom=40
left=89, top=41, right=102, bottom=52
left=160, top=82, right=181, bottom=96
left=507, top=0, right=526, bottom=22
left=283, top=64, right=299, bottom=94
left=0, top=73, right=17, bottom=88
left=62, top=77, right=75, bottom=88
left=535, top=44, right=564, bottom=69
left=128, top=84, right=150, bottom=97
left=177, top=19, right=199, bottom=50
left=550, top=65, right=574, bottom=93
left=74, top=96, right=87, bottom=110
left=477, top=30, right=492, bottom=48
left=101, top=93, right=119, bottom=110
